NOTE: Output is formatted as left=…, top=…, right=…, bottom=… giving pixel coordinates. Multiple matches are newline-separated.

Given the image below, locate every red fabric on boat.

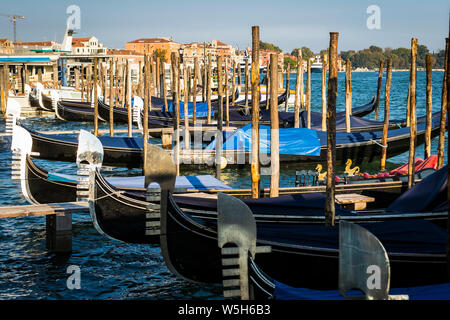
left=415, top=155, right=438, bottom=171
left=390, top=158, right=423, bottom=176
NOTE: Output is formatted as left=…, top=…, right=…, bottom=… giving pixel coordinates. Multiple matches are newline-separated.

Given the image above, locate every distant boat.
left=310, top=55, right=323, bottom=73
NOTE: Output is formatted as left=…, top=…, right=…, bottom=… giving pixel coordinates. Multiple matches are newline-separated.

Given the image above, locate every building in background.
left=125, top=38, right=181, bottom=62
left=71, top=37, right=107, bottom=55
left=0, top=39, right=14, bottom=54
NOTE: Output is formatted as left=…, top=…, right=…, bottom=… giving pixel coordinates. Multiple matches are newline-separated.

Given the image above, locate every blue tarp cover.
left=164, top=101, right=214, bottom=118
left=205, top=123, right=321, bottom=156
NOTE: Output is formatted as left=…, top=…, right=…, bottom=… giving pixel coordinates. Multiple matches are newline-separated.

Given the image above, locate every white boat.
left=310, top=55, right=323, bottom=73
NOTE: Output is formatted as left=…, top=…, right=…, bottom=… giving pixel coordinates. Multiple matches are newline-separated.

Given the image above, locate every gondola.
left=225, top=203, right=450, bottom=300
left=59, top=99, right=93, bottom=109
left=88, top=161, right=446, bottom=248
left=28, top=89, right=41, bottom=109
left=40, top=92, right=54, bottom=111
left=97, top=89, right=241, bottom=124
left=85, top=145, right=446, bottom=243
left=55, top=101, right=107, bottom=122
left=16, top=149, right=444, bottom=219
left=158, top=171, right=448, bottom=289
left=17, top=111, right=442, bottom=168
left=248, top=249, right=450, bottom=300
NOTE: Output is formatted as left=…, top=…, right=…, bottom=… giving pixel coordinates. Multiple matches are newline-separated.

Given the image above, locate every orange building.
left=125, top=38, right=181, bottom=62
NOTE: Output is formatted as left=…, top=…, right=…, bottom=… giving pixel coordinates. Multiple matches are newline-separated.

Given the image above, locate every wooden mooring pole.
left=207, top=53, right=212, bottom=124
left=424, top=54, right=433, bottom=159
left=438, top=38, right=448, bottom=169
left=161, top=59, right=168, bottom=112
left=171, top=52, right=180, bottom=176
left=294, top=50, right=301, bottom=128
left=245, top=58, right=249, bottom=107
left=225, top=59, right=230, bottom=127
left=270, top=53, right=280, bottom=197
left=126, top=60, right=133, bottom=137
left=322, top=54, right=328, bottom=131
left=266, top=61, right=270, bottom=111
left=445, top=12, right=450, bottom=282
left=380, top=59, right=392, bottom=171
left=183, top=63, right=190, bottom=149
left=193, top=57, right=199, bottom=124
left=109, top=58, right=114, bottom=136
left=407, top=38, right=418, bottom=190
left=232, top=61, right=237, bottom=106
left=325, top=32, right=339, bottom=227
left=216, top=56, right=224, bottom=179
left=93, top=57, right=99, bottom=137
left=143, top=54, right=151, bottom=175
left=374, top=60, right=384, bottom=121
left=306, top=59, right=311, bottom=129
left=345, top=59, right=352, bottom=133
left=284, top=64, right=290, bottom=111
left=251, top=26, right=261, bottom=199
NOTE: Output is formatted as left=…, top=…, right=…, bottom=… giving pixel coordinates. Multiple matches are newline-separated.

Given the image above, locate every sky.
left=0, top=0, right=448, bottom=53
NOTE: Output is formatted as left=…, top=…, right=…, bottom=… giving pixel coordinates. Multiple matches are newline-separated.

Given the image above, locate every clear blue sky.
left=0, top=0, right=448, bottom=53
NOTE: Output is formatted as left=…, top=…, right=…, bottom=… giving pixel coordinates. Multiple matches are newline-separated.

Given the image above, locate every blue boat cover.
left=256, top=219, right=446, bottom=254
left=48, top=173, right=231, bottom=190
left=174, top=166, right=447, bottom=217
left=274, top=280, right=450, bottom=300
left=205, top=123, right=321, bottom=156
left=387, top=165, right=448, bottom=213
left=164, top=100, right=214, bottom=118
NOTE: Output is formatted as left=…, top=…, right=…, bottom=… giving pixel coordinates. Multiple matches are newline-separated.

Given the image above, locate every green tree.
left=283, top=57, right=297, bottom=70
left=369, top=45, right=382, bottom=53
left=260, top=41, right=282, bottom=53
left=416, top=44, right=429, bottom=68
left=291, top=47, right=314, bottom=61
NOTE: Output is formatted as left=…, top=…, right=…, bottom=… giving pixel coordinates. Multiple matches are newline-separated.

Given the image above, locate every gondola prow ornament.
left=217, top=193, right=271, bottom=300
left=76, top=129, right=104, bottom=202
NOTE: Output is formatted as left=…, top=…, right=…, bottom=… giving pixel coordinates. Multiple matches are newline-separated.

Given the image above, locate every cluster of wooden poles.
left=2, top=28, right=449, bottom=230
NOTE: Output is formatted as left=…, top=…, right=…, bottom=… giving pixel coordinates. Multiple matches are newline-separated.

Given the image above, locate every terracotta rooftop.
left=127, top=38, right=178, bottom=44
left=72, top=37, right=91, bottom=42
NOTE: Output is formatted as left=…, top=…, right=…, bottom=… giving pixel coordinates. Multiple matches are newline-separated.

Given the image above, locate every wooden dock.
left=0, top=202, right=89, bottom=253
left=0, top=202, right=88, bottom=218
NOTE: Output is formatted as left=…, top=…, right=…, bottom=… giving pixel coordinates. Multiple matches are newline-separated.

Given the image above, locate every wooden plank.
left=0, top=202, right=88, bottom=219
left=335, top=194, right=375, bottom=204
